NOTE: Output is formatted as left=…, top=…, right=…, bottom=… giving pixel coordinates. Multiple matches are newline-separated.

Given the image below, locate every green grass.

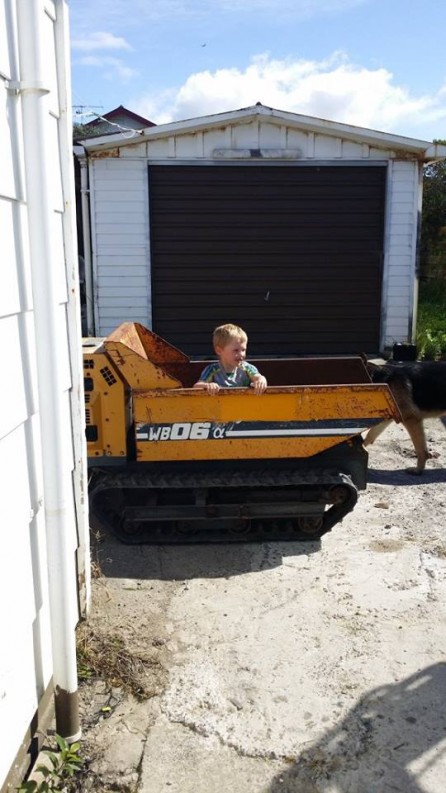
left=416, top=279, right=446, bottom=359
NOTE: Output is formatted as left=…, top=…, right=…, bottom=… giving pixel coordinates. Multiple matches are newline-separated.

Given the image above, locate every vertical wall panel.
left=0, top=2, right=88, bottom=789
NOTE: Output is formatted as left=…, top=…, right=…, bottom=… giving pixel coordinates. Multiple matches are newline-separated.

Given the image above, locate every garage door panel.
left=152, top=223, right=383, bottom=239
left=152, top=197, right=384, bottom=213
left=154, top=296, right=380, bottom=312
left=152, top=237, right=383, bottom=254
left=158, top=329, right=379, bottom=356
left=149, top=164, right=385, bottom=355
left=152, top=243, right=382, bottom=260
left=154, top=281, right=380, bottom=297
left=152, top=253, right=381, bottom=270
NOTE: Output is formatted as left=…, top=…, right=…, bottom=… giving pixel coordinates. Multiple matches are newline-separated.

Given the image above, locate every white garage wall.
left=89, top=158, right=151, bottom=335
left=87, top=114, right=425, bottom=350
left=382, top=160, right=420, bottom=347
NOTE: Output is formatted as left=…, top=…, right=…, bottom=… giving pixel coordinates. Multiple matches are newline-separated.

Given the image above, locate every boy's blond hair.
left=212, top=323, right=248, bottom=350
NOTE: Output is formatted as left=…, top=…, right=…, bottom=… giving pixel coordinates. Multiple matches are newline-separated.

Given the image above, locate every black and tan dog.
left=363, top=358, right=446, bottom=474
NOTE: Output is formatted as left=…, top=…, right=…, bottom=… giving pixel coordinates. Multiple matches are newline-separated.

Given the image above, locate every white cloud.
left=71, top=31, right=132, bottom=52
left=134, top=52, right=446, bottom=138
left=71, top=30, right=137, bottom=84
left=78, top=55, right=138, bottom=82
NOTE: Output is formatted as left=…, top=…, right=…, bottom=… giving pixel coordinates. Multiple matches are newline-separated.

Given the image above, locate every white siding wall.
left=90, top=159, right=151, bottom=335
left=89, top=119, right=421, bottom=350
left=382, top=160, right=419, bottom=346
left=0, top=2, right=88, bottom=788
left=114, top=121, right=403, bottom=162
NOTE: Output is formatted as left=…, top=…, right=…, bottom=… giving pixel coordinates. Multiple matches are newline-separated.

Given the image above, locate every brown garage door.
left=148, top=164, right=386, bottom=356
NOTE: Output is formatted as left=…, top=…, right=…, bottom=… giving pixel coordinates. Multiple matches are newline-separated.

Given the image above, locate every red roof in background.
left=86, top=105, right=155, bottom=129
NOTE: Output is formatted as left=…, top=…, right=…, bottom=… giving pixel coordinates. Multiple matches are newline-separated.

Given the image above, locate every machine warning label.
left=136, top=418, right=382, bottom=442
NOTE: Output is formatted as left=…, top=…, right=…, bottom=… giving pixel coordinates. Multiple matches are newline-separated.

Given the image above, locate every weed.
left=17, top=734, right=83, bottom=792
left=76, top=623, right=165, bottom=700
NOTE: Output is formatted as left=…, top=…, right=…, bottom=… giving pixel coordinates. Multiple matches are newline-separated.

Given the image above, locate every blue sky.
left=69, top=0, right=446, bottom=141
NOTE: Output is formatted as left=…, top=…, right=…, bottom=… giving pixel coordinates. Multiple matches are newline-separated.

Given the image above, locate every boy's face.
left=216, top=337, right=247, bottom=371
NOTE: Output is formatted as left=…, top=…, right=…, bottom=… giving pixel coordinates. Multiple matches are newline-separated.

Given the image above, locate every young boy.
left=193, top=324, right=267, bottom=394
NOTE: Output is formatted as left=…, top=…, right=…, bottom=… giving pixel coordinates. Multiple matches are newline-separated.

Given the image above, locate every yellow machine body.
left=83, top=346, right=128, bottom=461
left=84, top=321, right=399, bottom=465
left=133, top=385, right=398, bottom=463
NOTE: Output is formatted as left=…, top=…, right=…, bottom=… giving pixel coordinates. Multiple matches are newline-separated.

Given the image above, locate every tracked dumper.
left=84, top=322, right=400, bottom=544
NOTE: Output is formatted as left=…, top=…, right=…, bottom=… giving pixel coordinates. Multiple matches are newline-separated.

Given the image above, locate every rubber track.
left=89, top=468, right=358, bottom=544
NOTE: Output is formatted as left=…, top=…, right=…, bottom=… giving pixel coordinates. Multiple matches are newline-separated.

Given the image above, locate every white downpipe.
left=17, top=0, right=80, bottom=741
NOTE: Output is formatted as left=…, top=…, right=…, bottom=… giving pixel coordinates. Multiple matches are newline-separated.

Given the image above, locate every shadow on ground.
left=368, top=468, right=446, bottom=486
left=92, top=531, right=320, bottom=581
left=268, top=662, right=446, bottom=793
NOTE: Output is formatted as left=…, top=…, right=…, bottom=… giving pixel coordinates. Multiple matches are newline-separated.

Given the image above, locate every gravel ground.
left=73, top=417, right=446, bottom=793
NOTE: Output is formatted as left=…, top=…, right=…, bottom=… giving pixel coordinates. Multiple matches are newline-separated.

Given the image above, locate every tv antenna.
left=73, top=105, right=104, bottom=122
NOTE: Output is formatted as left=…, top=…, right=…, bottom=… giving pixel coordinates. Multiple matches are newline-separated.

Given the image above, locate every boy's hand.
left=250, top=375, right=267, bottom=394
left=205, top=382, right=220, bottom=394
left=193, top=381, right=220, bottom=394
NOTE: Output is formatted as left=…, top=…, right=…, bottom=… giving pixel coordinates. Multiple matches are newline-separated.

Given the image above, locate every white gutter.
left=17, top=0, right=80, bottom=741
left=74, top=146, right=95, bottom=336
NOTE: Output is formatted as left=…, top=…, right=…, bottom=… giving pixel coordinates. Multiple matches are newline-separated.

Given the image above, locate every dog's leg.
left=402, top=417, right=429, bottom=474
left=363, top=419, right=392, bottom=447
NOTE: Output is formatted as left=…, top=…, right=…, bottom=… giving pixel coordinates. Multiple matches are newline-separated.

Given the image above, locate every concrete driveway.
left=75, top=418, right=446, bottom=793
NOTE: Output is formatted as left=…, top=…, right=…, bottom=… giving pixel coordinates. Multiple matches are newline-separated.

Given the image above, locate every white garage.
left=77, top=103, right=446, bottom=356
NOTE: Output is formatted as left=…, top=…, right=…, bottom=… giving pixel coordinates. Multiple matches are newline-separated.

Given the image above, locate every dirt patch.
left=76, top=568, right=172, bottom=707
left=368, top=538, right=406, bottom=552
